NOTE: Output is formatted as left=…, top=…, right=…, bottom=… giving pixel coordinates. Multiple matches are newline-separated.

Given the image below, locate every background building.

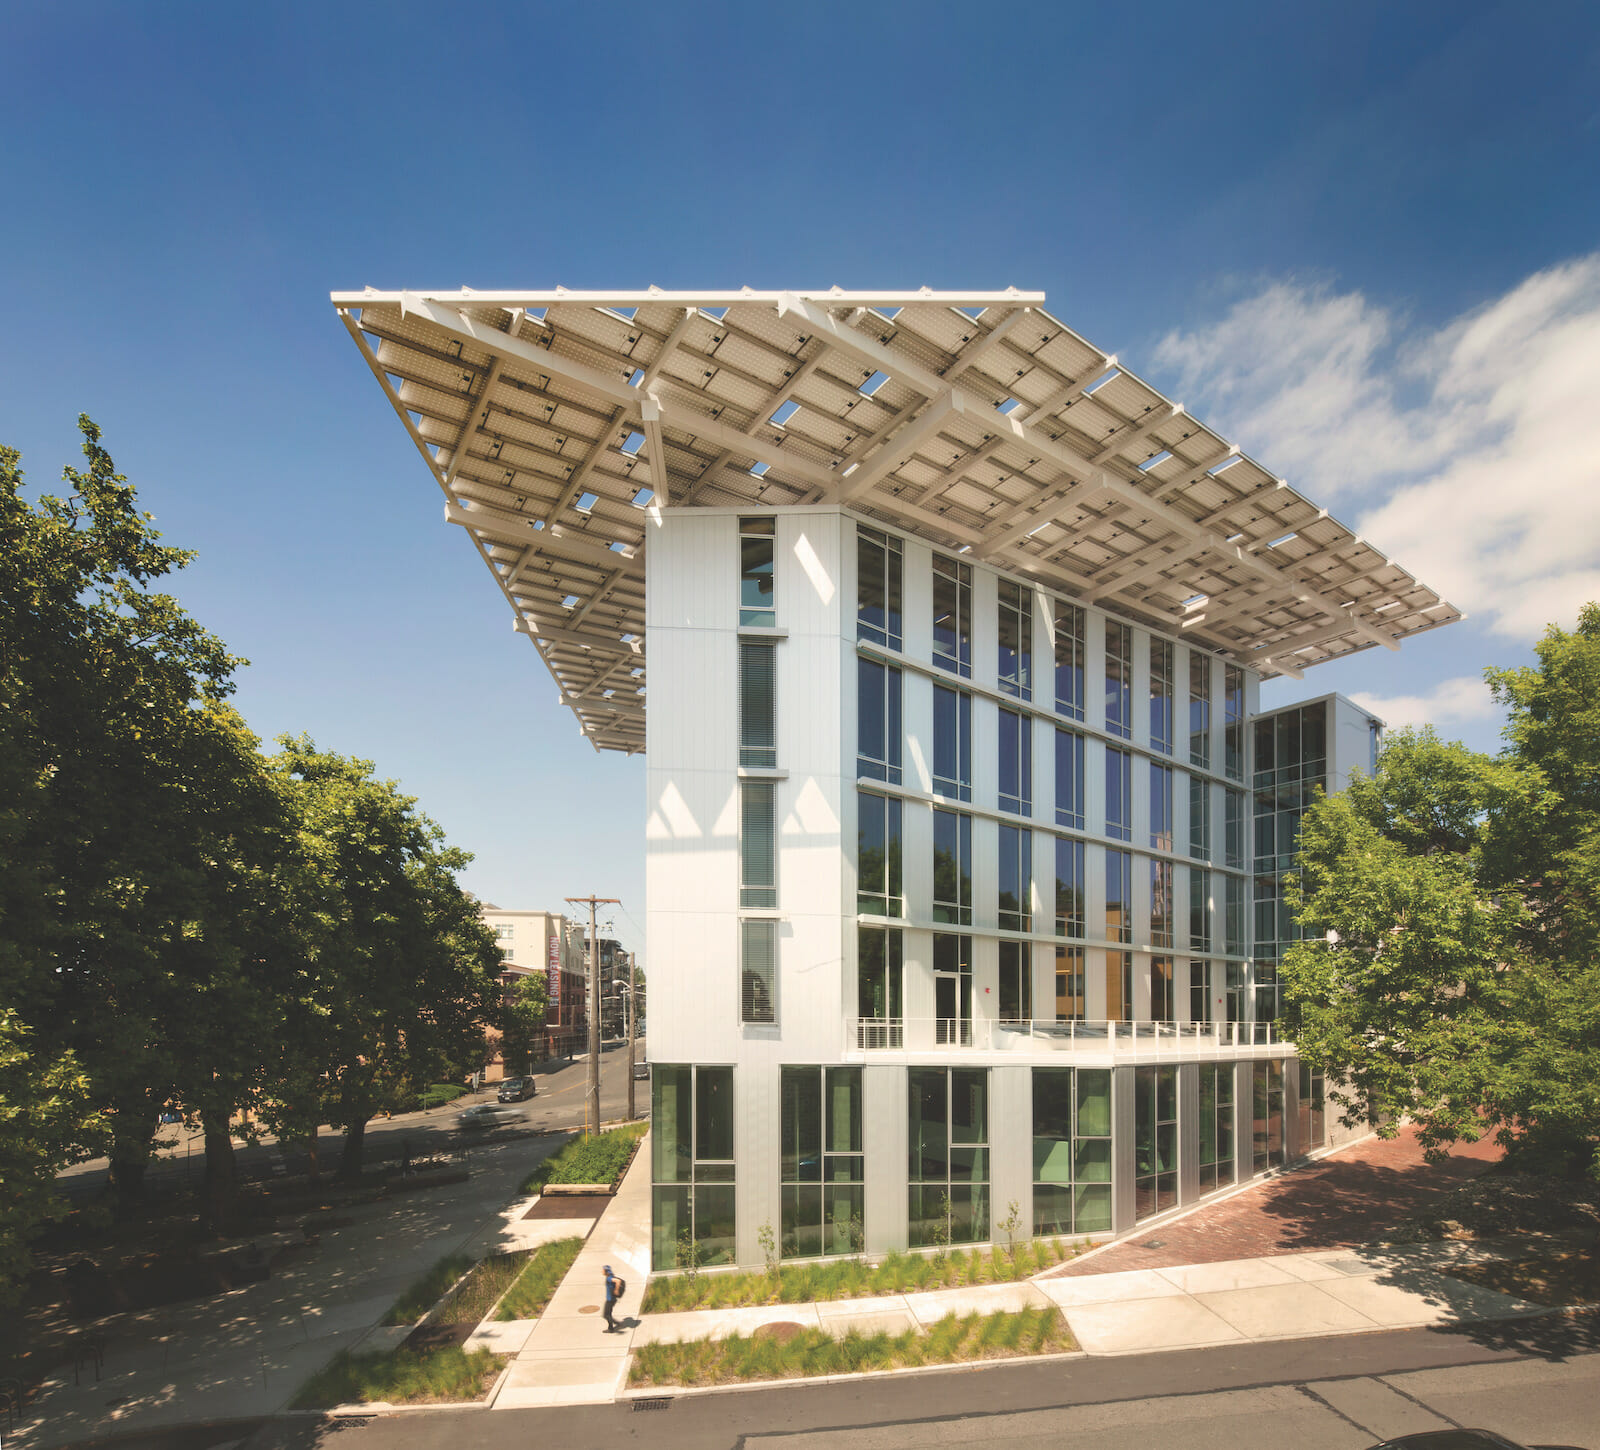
left=338, top=288, right=1457, bottom=1271
left=479, top=905, right=588, bottom=1065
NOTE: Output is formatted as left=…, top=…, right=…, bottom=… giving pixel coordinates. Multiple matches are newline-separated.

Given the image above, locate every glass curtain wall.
left=997, top=580, right=1033, bottom=700
left=857, top=526, right=902, bottom=649
left=932, top=555, right=972, bottom=677
left=780, top=1066, right=864, bottom=1258
left=1134, top=1065, right=1178, bottom=1218
left=1031, top=1067, right=1112, bottom=1235
left=857, top=927, right=903, bottom=1048
left=933, top=685, right=972, bottom=800
left=933, top=809, right=972, bottom=924
left=909, top=1067, right=990, bottom=1246
left=999, top=708, right=1032, bottom=815
left=857, top=658, right=902, bottom=784
left=1056, top=729, right=1085, bottom=828
left=1252, top=1060, right=1286, bottom=1172
left=1055, top=601, right=1086, bottom=719
left=1105, top=621, right=1132, bottom=739
left=1197, top=1063, right=1236, bottom=1194
left=857, top=791, right=903, bottom=916
left=652, top=1065, right=736, bottom=1268
left=1150, top=638, right=1174, bottom=754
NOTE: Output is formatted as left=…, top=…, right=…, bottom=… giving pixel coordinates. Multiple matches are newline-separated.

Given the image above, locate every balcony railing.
left=849, top=1017, right=1284, bottom=1055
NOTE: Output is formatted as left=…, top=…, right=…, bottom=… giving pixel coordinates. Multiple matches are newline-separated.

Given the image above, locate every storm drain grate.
left=632, top=1397, right=674, bottom=1412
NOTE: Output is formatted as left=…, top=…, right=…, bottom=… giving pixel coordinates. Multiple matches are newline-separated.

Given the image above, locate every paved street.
left=234, top=1315, right=1600, bottom=1450
left=54, top=1040, right=648, bottom=1198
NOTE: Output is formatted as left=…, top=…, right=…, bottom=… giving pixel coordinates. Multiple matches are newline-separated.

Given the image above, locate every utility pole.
left=625, top=949, right=638, bottom=1120
left=567, top=895, right=618, bottom=1138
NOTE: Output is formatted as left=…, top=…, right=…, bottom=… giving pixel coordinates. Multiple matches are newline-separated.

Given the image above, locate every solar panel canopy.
left=332, top=286, right=1461, bottom=754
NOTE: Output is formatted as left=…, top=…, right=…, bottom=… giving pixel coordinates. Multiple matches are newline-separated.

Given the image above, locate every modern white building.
left=335, top=287, right=1458, bottom=1271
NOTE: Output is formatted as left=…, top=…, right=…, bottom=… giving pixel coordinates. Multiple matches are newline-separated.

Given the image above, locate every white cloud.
left=1349, top=675, right=1500, bottom=731
left=1152, top=258, right=1600, bottom=640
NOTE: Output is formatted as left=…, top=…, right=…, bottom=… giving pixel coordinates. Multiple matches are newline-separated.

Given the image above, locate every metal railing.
left=850, top=1016, right=1283, bottom=1055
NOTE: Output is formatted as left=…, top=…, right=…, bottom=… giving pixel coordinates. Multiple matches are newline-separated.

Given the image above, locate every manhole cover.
left=1139, top=1239, right=1166, bottom=1249
left=579, top=1304, right=600, bottom=1314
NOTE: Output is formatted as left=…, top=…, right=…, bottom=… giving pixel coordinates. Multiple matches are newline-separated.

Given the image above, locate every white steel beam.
left=340, top=287, right=1046, bottom=311
left=838, top=391, right=969, bottom=504
left=443, top=354, right=502, bottom=487
left=514, top=616, right=641, bottom=655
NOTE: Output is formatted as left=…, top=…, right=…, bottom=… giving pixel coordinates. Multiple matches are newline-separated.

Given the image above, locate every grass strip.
left=627, top=1306, right=1073, bottom=1388
left=291, top=1345, right=506, bottom=1408
left=383, top=1253, right=474, bottom=1326
left=495, top=1237, right=585, bottom=1321
left=519, top=1121, right=647, bottom=1195
left=640, top=1238, right=1083, bottom=1313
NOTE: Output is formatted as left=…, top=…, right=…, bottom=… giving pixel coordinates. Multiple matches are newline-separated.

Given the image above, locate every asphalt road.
left=237, top=1313, right=1600, bottom=1450
left=55, top=1039, right=648, bottom=1197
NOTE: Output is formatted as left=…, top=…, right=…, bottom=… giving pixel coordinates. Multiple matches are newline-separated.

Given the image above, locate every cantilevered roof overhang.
left=332, top=286, right=1461, bottom=755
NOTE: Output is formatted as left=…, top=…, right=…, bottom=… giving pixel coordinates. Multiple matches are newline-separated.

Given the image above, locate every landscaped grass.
left=495, top=1237, right=586, bottom=1321
left=640, top=1238, right=1085, bottom=1313
left=628, top=1306, right=1073, bottom=1387
left=438, top=1251, right=538, bottom=1325
left=291, top=1345, right=506, bottom=1408
left=418, top=1082, right=468, bottom=1109
left=519, top=1121, right=647, bottom=1195
left=382, top=1253, right=474, bottom=1325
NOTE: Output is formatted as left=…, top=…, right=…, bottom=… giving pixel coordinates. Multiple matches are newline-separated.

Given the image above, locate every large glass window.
left=1189, top=652, right=1211, bottom=769
left=1151, top=956, right=1174, bottom=1023
left=652, top=1064, right=736, bottom=1269
left=1031, top=1067, right=1112, bottom=1236
left=1150, top=637, right=1174, bottom=755
left=1224, top=663, right=1245, bottom=782
left=857, top=927, right=903, bottom=1048
left=739, top=638, right=777, bottom=769
left=1189, top=867, right=1211, bottom=952
left=1055, top=729, right=1085, bottom=829
left=1105, top=620, right=1132, bottom=739
left=740, top=919, right=776, bottom=1024
left=1189, top=774, right=1211, bottom=860
left=1226, top=961, right=1249, bottom=1023
left=1134, top=1065, right=1178, bottom=1219
left=857, top=657, right=902, bottom=785
left=1055, top=837, right=1085, bottom=938
left=999, top=708, right=1032, bottom=815
left=1252, top=1060, right=1285, bottom=1172
left=780, top=1066, right=864, bottom=1259
left=909, top=1067, right=989, bottom=1247
left=932, top=554, right=972, bottom=677
left=857, top=526, right=902, bottom=650
left=1150, top=763, right=1173, bottom=851
left=739, top=517, right=775, bottom=627
left=1107, top=848, right=1132, bottom=943
left=1055, top=600, right=1086, bottom=720
left=1106, top=951, right=1132, bottom=1023
left=1055, top=946, right=1086, bottom=1021
left=1150, top=859, right=1173, bottom=948
left=999, top=940, right=1031, bottom=1022
left=1254, top=960, right=1281, bottom=1022
left=740, top=780, right=776, bottom=908
left=933, top=685, right=972, bottom=801
left=998, top=579, right=1033, bottom=701
left=1297, top=1062, right=1326, bottom=1152
left=857, top=791, right=903, bottom=917
left=998, top=824, right=1032, bottom=932
left=1225, top=874, right=1247, bottom=957
left=932, top=808, right=972, bottom=925
left=1189, top=960, right=1212, bottom=1025
left=1198, top=1062, right=1236, bottom=1195
left=1106, top=747, right=1133, bottom=842
left=1225, top=788, right=1246, bottom=869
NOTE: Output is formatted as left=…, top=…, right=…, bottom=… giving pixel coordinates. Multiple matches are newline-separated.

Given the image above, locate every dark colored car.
left=498, top=1076, right=536, bottom=1102
left=1367, top=1432, right=1588, bottom=1450
left=633, top=1059, right=650, bottom=1080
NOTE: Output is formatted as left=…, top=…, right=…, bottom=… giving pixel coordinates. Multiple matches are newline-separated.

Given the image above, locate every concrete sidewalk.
left=491, top=1134, right=652, bottom=1407
left=624, top=1239, right=1548, bottom=1367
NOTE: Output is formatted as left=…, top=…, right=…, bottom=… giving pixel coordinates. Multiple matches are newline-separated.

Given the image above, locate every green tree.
left=269, top=738, right=502, bottom=1178
left=500, top=971, right=550, bottom=1076
left=1283, top=607, right=1600, bottom=1177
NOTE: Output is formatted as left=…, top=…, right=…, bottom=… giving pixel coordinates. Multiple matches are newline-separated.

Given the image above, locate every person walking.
left=603, top=1264, right=623, bottom=1332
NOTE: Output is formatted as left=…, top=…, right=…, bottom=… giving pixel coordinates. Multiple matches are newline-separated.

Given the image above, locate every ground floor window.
left=1134, top=1065, right=1177, bottom=1219
left=652, top=1065, right=736, bottom=1269
left=780, top=1066, right=864, bottom=1258
left=908, top=1067, right=989, bottom=1246
left=1198, top=1062, right=1236, bottom=1194
left=1252, top=1060, right=1285, bottom=1173
left=1031, top=1067, right=1112, bottom=1237
left=1297, top=1062, right=1325, bottom=1151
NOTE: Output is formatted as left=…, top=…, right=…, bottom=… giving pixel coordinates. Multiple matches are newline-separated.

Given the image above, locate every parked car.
left=633, top=1059, right=650, bottom=1080
left=457, top=1104, right=521, bottom=1131
left=1367, top=1433, right=1588, bottom=1450
left=498, top=1076, right=536, bottom=1102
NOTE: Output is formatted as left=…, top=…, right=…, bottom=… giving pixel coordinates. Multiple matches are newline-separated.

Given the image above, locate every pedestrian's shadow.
left=609, top=1314, right=641, bottom=1333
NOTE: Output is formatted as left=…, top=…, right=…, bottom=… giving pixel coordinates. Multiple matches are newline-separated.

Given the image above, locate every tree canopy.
left=1283, top=605, right=1600, bottom=1177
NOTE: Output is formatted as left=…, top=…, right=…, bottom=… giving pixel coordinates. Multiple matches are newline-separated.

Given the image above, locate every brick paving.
left=1051, top=1126, right=1505, bottom=1276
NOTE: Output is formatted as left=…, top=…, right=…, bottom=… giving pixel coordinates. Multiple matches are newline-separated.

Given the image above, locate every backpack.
left=613, top=1276, right=627, bottom=1300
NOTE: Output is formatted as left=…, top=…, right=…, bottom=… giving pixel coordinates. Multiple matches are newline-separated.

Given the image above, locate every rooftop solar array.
left=332, top=287, right=1461, bottom=754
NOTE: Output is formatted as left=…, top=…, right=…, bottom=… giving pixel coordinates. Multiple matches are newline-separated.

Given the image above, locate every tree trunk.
left=303, top=1131, right=321, bottom=1184
left=108, top=1108, right=159, bottom=1217
left=337, top=1116, right=368, bottom=1181
left=202, top=1110, right=237, bottom=1235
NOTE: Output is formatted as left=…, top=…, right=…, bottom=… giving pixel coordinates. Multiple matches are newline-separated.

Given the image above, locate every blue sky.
left=5, top=1, right=1599, bottom=952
